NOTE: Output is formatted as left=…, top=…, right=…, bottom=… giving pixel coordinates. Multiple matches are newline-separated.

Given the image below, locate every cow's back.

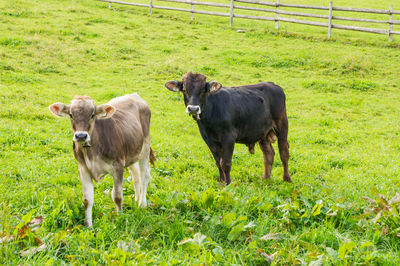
left=108, top=93, right=151, bottom=137
left=200, top=82, right=286, bottom=143
left=230, top=82, right=285, bottom=119
left=92, top=94, right=150, bottom=163
left=257, top=82, right=286, bottom=121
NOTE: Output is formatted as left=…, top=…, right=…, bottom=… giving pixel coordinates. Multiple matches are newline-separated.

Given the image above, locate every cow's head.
left=49, top=96, right=115, bottom=147
left=165, top=72, right=222, bottom=120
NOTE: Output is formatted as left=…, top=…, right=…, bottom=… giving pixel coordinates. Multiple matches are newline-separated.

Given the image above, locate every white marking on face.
left=186, top=105, right=201, bottom=114
left=73, top=131, right=91, bottom=142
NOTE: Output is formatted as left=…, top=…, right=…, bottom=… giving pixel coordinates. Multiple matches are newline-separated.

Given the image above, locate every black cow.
left=165, top=72, right=291, bottom=184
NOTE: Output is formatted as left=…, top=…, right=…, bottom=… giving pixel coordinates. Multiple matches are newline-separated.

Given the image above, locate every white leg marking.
left=128, top=163, right=141, bottom=204
left=79, top=165, right=94, bottom=227
left=138, top=144, right=151, bottom=208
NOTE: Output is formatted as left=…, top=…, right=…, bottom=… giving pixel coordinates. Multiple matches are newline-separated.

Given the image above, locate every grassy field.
left=1, top=0, right=400, bottom=264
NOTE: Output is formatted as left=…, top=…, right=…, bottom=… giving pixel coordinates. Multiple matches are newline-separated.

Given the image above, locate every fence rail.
left=97, top=0, right=399, bottom=41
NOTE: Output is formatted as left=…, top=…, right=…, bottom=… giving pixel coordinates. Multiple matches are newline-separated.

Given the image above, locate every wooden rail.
left=97, top=0, right=399, bottom=41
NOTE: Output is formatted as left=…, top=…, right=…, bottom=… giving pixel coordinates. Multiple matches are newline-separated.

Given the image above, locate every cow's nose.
left=186, top=105, right=200, bottom=114
left=74, top=132, right=88, bottom=141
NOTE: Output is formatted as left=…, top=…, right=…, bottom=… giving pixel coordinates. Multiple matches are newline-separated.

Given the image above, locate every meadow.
left=1, top=0, right=400, bottom=264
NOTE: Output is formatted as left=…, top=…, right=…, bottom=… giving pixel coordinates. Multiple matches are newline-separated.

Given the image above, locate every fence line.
left=162, top=0, right=229, bottom=8
left=328, top=1, right=332, bottom=38
left=275, top=0, right=279, bottom=29
left=97, top=0, right=399, bottom=41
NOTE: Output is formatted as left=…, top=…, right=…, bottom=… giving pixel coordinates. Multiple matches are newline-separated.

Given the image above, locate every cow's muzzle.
left=186, top=105, right=201, bottom=115
left=73, top=131, right=91, bottom=146
left=186, top=105, right=201, bottom=120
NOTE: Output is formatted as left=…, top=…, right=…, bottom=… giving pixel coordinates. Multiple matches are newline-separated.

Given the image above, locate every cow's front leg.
left=198, top=127, right=227, bottom=183
left=79, top=165, right=94, bottom=227
left=198, top=126, right=224, bottom=183
left=207, top=144, right=224, bottom=183
left=112, top=164, right=124, bottom=212
left=212, top=152, right=224, bottom=183
left=221, top=139, right=235, bottom=185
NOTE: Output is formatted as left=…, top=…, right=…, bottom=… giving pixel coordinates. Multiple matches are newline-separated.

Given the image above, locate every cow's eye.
left=91, top=113, right=95, bottom=119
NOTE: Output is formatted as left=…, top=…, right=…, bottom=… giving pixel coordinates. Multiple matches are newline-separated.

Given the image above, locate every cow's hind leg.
left=112, top=164, right=124, bottom=212
left=259, top=139, right=275, bottom=180
left=128, top=163, right=141, bottom=203
left=275, top=109, right=291, bottom=182
left=138, top=143, right=151, bottom=208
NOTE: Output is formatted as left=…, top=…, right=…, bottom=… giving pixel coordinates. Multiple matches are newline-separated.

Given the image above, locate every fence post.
left=328, top=1, right=333, bottom=38
left=275, top=0, right=279, bottom=30
left=230, top=0, right=234, bottom=27
left=108, top=1, right=111, bottom=8
left=191, top=1, right=194, bottom=21
left=389, top=5, right=393, bottom=42
left=149, top=0, right=153, bottom=15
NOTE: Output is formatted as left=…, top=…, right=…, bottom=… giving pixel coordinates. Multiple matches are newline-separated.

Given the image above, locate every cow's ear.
left=165, top=80, right=183, bottom=92
left=96, top=104, right=115, bottom=119
left=49, top=103, right=70, bottom=118
left=207, top=81, right=222, bottom=93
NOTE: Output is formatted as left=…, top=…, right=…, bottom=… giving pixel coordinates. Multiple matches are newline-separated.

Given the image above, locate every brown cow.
left=49, top=94, right=154, bottom=226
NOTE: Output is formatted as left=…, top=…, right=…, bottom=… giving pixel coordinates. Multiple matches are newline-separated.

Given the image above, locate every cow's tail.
left=149, top=148, right=156, bottom=167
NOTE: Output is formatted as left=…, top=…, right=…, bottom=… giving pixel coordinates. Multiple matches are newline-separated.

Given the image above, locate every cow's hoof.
left=283, top=176, right=292, bottom=183
left=84, top=221, right=93, bottom=227
left=219, top=180, right=231, bottom=186
left=262, top=175, right=271, bottom=180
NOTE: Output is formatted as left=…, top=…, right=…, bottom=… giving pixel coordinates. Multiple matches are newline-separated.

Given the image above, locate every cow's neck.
left=81, top=146, right=94, bottom=168
left=74, top=131, right=98, bottom=168
left=196, top=104, right=211, bottom=125
left=77, top=130, right=99, bottom=166
left=200, top=96, right=214, bottom=122
left=75, top=144, right=96, bottom=175
left=75, top=133, right=111, bottom=182
left=78, top=145, right=107, bottom=182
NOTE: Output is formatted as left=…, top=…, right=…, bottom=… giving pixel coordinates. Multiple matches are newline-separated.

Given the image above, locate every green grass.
left=1, top=0, right=400, bottom=264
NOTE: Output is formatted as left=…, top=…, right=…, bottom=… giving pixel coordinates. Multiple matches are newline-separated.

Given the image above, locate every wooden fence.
left=97, top=0, right=400, bottom=41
